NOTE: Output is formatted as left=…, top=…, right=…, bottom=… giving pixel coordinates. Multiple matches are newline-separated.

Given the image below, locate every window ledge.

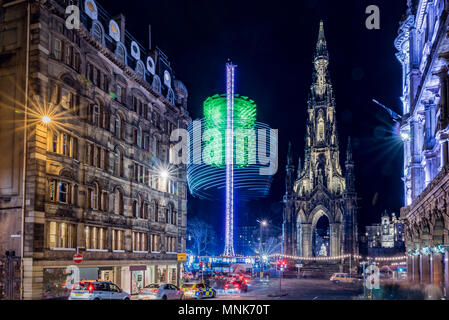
left=166, top=252, right=177, bottom=255
left=133, top=251, right=149, bottom=254
left=151, top=251, right=161, bottom=254
left=51, top=248, right=76, bottom=251
left=113, top=250, right=125, bottom=253
left=86, top=249, right=108, bottom=252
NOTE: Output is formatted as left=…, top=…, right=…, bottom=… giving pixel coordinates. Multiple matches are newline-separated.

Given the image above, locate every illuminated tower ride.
left=187, top=61, right=276, bottom=257
left=224, top=62, right=236, bottom=256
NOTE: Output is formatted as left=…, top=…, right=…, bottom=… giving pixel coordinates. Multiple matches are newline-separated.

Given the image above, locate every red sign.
left=73, top=254, right=83, bottom=264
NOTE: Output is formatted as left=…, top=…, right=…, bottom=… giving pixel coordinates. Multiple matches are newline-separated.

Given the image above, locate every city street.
left=214, top=278, right=363, bottom=300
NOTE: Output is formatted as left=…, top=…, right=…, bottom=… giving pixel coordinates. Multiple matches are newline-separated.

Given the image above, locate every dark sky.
left=100, top=0, right=408, bottom=246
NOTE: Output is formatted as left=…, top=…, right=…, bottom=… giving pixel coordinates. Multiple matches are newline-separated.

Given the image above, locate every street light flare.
left=42, top=115, right=51, bottom=124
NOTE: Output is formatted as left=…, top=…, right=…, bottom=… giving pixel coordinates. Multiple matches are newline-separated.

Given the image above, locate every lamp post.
left=257, top=219, right=267, bottom=277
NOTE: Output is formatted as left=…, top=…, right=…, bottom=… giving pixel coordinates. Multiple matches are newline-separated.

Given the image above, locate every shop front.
left=130, top=266, right=146, bottom=295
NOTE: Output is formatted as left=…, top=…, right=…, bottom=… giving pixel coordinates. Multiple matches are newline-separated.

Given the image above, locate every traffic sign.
left=73, top=254, right=83, bottom=264
left=295, top=264, right=303, bottom=268
left=177, top=253, right=187, bottom=262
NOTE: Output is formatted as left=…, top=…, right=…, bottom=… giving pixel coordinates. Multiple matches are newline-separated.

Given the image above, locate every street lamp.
left=257, top=219, right=268, bottom=278
left=42, top=115, right=51, bottom=124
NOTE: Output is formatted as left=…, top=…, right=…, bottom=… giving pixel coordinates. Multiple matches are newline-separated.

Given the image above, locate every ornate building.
left=362, top=211, right=405, bottom=257
left=396, top=0, right=449, bottom=291
left=0, top=0, right=190, bottom=299
left=283, top=22, right=358, bottom=265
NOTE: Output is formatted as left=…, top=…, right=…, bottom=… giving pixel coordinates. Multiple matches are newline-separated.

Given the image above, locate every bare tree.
left=187, top=218, right=217, bottom=256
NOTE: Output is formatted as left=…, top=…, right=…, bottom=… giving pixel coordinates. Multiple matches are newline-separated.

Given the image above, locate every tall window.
left=54, top=38, right=62, bottom=60
left=154, top=201, right=159, bottom=222
left=48, top=222, right=76, bottom=249
left=117, top=149, right=124, bottom=177
left=85, top=226, right=107, bottom=250
left=116, top=46, right=125, bottom=63
left=116, top=85, right=125, bottom=104
left=114, top=189, right=124, bottom=215
left=151, top=234, right=161, bottom=252
left=136, top=62, right=144, bottom=78
left=92, top=24, right=103, bottom=43
left=133, top=232, right=148, bottom=252
left=58, top=182, right=69, bottom=204
left=112, top=230, right=124, bottom=251
left=132, top=200, right=138, bottom=218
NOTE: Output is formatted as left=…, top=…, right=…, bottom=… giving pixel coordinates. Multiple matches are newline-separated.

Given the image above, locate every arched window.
left=152, top=75, right=161, bottom=93
left=91, top=22, right=104, bottom=44
left=139, top=198, right=144, bottom=219
left=136, top=61, right=145, bottom=78
left=317, top=116, right=325, bottom=142
left=117, top=149, right=124, bottom=177
left=143, top=203, right=149, bottom=219
left=152, top=136, right=158, bottom=156
left=153, top=200, right=159, bottom=222
left=114, top=188, right=124, bottom=215
left=90, top=182, right=100, bottom=210
left=115, top=43, right=126, bottom=64
left=132, top=200, right=138, bottom=218
left=115, top=115, right=125, bottom=139
left=92, top=104, right=99, bottom=126
left=101, top=191, right=108, bottom=212
left=167, top=88, right=175, bottom=105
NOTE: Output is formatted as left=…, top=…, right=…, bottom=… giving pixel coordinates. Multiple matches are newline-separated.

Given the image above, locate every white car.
left=69, top=281, right=131, bottom=300
left=138, top=283, right=184, bottom=300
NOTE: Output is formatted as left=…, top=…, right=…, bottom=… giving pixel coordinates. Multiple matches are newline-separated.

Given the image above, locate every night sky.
left=100, top=0, right=408, bottom=247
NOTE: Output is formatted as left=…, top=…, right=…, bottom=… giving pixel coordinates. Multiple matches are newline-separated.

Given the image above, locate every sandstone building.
left=0, top=0, right=190, bottom=299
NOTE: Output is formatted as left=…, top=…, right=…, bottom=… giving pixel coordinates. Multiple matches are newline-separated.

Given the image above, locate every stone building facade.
left=396, top=0, right=449, bottom=291
left=362, top=211, right=405, bottom=257
left=0, top=0, right=190, bottom=299
left=283, top=22, right=358, bottom=265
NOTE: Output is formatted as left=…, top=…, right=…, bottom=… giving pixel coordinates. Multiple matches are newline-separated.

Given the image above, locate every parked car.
left=224, top=280, right=248, bottom=293
left=330, top=273, right=361, bottom=284
left=69, top=281, right=130, bottom=300
left=181, top=283, right=216, bottom=299
left=138, top=283, right=184, bottom=300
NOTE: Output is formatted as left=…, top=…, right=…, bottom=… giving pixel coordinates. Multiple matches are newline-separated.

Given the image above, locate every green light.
left=203, top=94, right=257, bottom=168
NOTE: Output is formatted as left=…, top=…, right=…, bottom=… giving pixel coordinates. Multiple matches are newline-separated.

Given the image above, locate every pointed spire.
left=316, top=20, right=328, bottom=59
left=297, top=157, right=302, bottom=179
left=287, top=142, right=293, bottom=166
left=346, top=137, right=353, bottom=163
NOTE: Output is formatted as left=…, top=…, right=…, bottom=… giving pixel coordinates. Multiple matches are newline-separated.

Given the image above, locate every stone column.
left=420, top=254, right=431, bottom=284
left=440, top=139, right=449, bottom=168
left=302, top=224, right=312, bottom=258
left=445, top=250, right=449, bottom=298
left=413, top=255, right=420, bottom=283
left=437, top=67, right=449, bottom=129
left=432, top=253, right=444, bottom=287
left=408, top=256, right=414, bottom=282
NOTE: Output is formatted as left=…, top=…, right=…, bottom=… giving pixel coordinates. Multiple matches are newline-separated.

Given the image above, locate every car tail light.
left=224, top=285, right=229, bottom=290
left=88, top=284, right=94, bottom=293
left=152, top=289, right=159, bottom=293
left=234, top=285, right=240, bottom=290
left=139, top=289, right=143, bottom=294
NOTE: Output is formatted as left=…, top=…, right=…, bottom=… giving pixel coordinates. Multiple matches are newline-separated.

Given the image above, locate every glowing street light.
left=160, top=170, right=169, bottom=179
left=42, top=115, right=51, bottom=124
left=400, top=131, right=410, bottom=142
